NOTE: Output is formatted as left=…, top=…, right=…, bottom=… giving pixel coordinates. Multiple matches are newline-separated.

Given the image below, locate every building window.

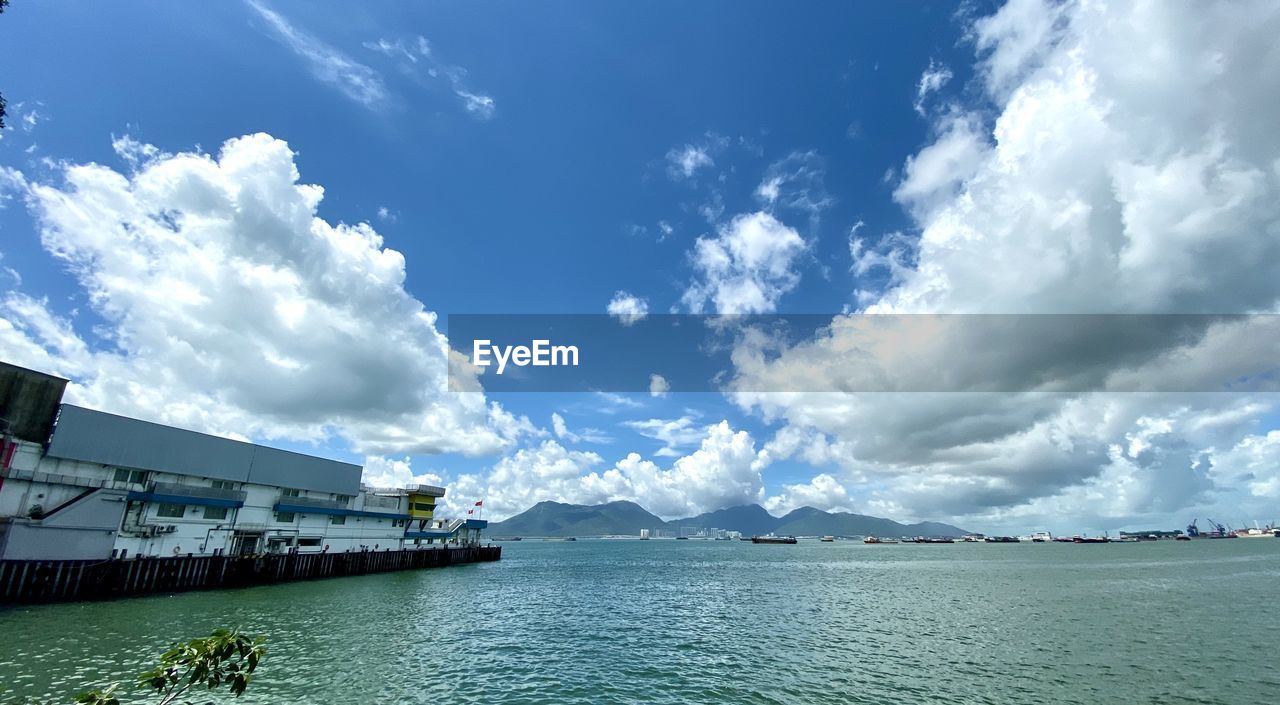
left=330, top=515, right=347, bottom=525
left=298, top=537, right=322, bottom=547
left=156, top=503, right=186, bottom=518
left=274, top=511, right=296, bottom=523
left=334, top=494, right=353, bottom=504
left=114, top=468, right=148, bottom=485
left=281, top=488, right=301, bottom=498
left=413, top=502, right=435, bottom=511
left=203, top=506, right=229, bottom=520
left=211, top=480, right=237, bottom=490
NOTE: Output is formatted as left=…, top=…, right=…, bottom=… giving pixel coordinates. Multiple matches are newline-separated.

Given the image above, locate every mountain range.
left=486, top=500, right=967, bottom=538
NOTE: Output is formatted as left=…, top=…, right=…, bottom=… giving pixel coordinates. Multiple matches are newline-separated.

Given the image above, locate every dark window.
left=330, top=515, right=347, bottom=525
left=114, top=468, right=148, bottom=485
left=275, top=511, right=296, bottom=523
left=156, top=503, right=185, bottom=518
left=203, top=506, right=229, bottom=520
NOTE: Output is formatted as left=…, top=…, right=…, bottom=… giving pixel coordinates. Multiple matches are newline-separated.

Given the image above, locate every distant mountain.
left=487, top=500, right=664, bottom=537
left=772, top=507, right=967, bottom=538
left=490, top=500, right=966, bottom=538
left=668, top=504, right=780, bottom=535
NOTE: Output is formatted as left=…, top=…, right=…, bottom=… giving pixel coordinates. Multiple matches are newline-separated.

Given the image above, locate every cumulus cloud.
left=0, top=133, right=532, bottom=457
left=682, top=211, right=807, bottom=314
left=246, top=1, right=387, bottom=108
left=463, top=421, right=766, bottom=520
left=763, top=474, right=854, bottom=515
left=361, top=455, right=444, bottom=490
left=648, top=373, right=670, bottom=398
left=729, top=0, right=1280, bottom=530
left=606, top=290, right=649, bottom=325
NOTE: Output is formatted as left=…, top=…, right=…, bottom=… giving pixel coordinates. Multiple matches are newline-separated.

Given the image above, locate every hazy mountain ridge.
left=488, top=501, right=967, bottom=537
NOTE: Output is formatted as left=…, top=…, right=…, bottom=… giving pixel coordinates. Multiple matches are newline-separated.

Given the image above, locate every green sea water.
left=2, top=539, right=1278, bottom=704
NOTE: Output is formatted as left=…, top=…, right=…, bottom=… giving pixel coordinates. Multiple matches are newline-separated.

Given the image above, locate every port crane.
left=1186, top=518, right=1228, bottom=538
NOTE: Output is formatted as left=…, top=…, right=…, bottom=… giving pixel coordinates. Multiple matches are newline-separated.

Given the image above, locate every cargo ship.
left=751, top=535, right=798, bottom=544
left=1185, top=519, right=1237, bottom=539
left=863, top=536, right=898, bottom=544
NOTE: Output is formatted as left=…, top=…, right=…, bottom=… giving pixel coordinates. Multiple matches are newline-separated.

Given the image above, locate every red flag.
left=475, top=500, right=483, bottom=507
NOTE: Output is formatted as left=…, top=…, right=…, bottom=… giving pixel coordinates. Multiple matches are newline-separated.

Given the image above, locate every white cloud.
left=0, top=133, right=533, bottom=457
left=361, top=455, right=444, bottom=490
left=657, top=220, right=674, bottom=240
left=623, top=414, right=707, bottom=457
left=913, top=59, right=954, bottom=115
left=364, top=35, right=496, bottom=119
left=648, top=373, right=670, bottom=398
left=666, top=145, right=714, bottom=180
left=246, top=1, right=387, bottom=108
left=763, top=474, right=854, bottom=515
left=606, top=290, right=649, bottom=325
left=473, top=422, right=765, bottom=520
left=682, top=211, right=807, bottom=314
left=755, top=177, right=781, bottom=205
left=892, top=114, right=987, bottom=215
left=550, top=411, right=611, bottom=445
left=0, top=165, right=27, bottom=208
left=456, top=90, right=496, bottom=119
left=551, top=412, right=576, bottom=442
left=729, top=0, right=1280, bottom=531
left=753, top=151, right=832, bottom=223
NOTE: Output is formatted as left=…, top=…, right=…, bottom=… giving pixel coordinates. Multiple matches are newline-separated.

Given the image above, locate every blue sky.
left=3, top=1, right=1279, bottom=532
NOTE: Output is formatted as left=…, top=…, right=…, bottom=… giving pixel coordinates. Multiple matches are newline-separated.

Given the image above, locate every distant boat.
left=563, top=537, right=577, bottom=542
left=983, top=536, right=1019, bottom=543
left=1071, top=536, right=1109, bottom=544
left=1235, top=523, right=1279, bottom=538
left=675, top=536, right=689, bottom=540
left=864, top=536, right=897, bottom=544
left=751, top=535, right=798, bottom=544
left=820, top=536, right=835, bottom=542
left=912, top=537, right=955, bottom=544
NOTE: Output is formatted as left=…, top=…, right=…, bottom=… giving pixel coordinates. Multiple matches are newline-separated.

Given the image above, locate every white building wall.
left=1, top=440, right=426, bottom=560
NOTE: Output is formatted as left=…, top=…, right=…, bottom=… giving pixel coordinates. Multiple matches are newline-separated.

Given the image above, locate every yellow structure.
left=407, top=484, right=446, bottom=520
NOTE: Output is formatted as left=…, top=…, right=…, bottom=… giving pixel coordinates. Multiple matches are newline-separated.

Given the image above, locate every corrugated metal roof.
left=46, top=405, right=361, bottom=495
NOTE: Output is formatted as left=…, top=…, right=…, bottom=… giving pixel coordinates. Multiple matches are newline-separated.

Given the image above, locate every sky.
left=2, top=0, right=1280, bottom=534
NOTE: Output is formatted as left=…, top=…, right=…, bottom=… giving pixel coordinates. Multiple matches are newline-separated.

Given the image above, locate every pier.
left=0, top=545, right=501, bottom=604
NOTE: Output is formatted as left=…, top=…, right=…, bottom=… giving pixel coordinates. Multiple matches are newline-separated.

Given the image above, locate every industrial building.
left=0, top=362, right=487, bottom=561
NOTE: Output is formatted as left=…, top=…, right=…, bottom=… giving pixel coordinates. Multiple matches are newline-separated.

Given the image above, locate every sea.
left=1, top=538, right=1277, bottom=704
